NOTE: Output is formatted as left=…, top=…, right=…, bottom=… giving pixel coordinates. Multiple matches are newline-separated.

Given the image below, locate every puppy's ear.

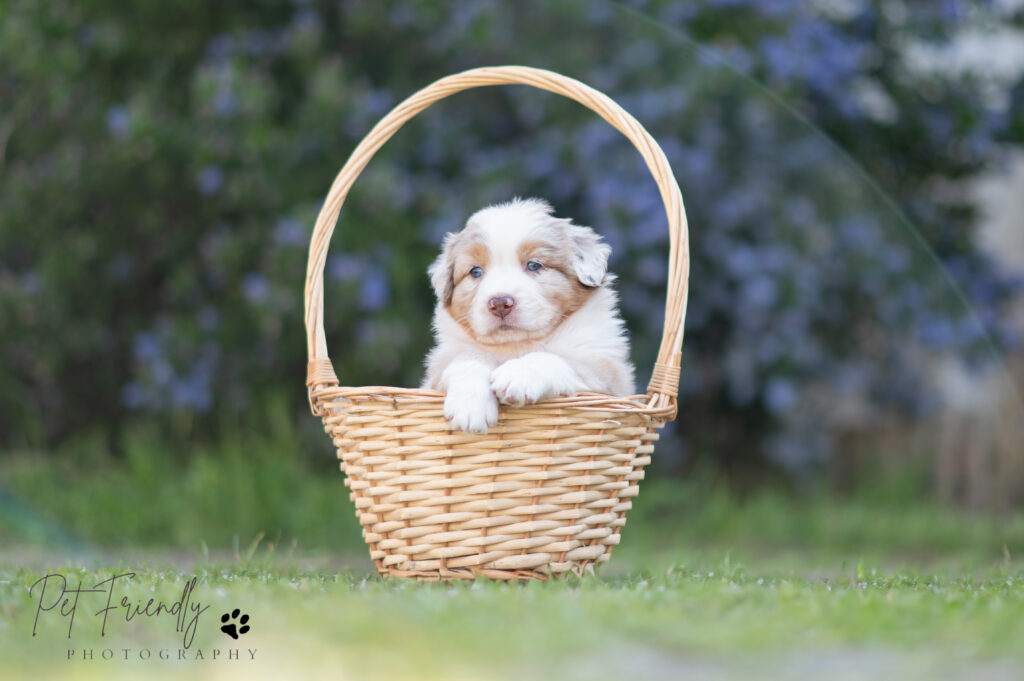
left=568, top=223, right=611, bottom=287
left=428, top=233, right=457, bottom=306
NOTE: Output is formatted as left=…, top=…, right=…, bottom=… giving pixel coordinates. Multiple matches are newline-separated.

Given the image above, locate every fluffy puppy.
left=423, top=198, right=634, bottom=433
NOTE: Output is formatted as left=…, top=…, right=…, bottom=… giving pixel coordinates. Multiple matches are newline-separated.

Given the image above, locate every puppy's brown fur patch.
left=517, top=238, right=597, bottom=318
left=447, top=235, right=489, bottom=338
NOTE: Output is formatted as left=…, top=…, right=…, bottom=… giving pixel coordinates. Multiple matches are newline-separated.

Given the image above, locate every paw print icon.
left=220, top=609, right=250, bottom=639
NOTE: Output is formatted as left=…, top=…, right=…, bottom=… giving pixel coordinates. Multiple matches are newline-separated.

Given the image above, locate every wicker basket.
left=304, top=66, right=690, bottom=580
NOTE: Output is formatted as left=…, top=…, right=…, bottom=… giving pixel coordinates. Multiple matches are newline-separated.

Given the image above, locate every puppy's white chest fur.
left=422, top=198, right=635, bottom=433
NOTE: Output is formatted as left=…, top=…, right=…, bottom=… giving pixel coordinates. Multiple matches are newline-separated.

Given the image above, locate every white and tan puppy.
left=423, top=198, right=635, bottom=433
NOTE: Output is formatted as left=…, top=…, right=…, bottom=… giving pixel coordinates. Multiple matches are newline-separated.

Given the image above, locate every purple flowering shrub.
left=1, top=0, right=1020, bottom=476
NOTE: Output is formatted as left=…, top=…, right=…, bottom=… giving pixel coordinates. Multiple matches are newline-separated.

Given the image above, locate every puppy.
left=423, top=198, right=635, bottom=433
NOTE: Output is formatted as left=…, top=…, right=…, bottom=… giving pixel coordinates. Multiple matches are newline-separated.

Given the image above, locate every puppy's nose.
left=488, top=295, right=516, bottom=319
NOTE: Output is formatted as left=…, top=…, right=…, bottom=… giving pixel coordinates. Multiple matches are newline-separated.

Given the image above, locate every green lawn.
left=3, top=442, right=1024, bottom=680
left=3, top=554, right=1023, bottom=681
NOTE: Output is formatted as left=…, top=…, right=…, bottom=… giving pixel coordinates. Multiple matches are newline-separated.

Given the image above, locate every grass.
left=2, top=557, right=1023, bottom=680
left=4, top=429, right=1024, bottom=679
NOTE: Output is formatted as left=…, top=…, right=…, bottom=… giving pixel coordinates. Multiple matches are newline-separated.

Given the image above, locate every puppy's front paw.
left=443, top=388, right=499, bottom=434
left=489, top=359, right=551, bottom=407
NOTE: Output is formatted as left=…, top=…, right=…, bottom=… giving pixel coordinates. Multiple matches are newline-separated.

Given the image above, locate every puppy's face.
left=429, top=199, right=611, bottom=345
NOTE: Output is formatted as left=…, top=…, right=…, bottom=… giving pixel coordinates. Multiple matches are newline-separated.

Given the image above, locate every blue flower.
left=754, top=0, right=797, bottom=18
left=634, top=253, right=667, bottom=286
left=365, top=88, right=394, bottom=116
left=839, top=216, right=880, bottom=251
left=290, top=8, right=322, bottom=32
left=273, top=217, right=307, bottom=247
left=242, top=273, right=270, bottom=303
left=19, top=270, right=41, bottom=295
left=883, top=246, right=910, bottom=273
left=764, top=377, right=797, bottom=414
left=327, top=254, right=365, bottom=282
left=121, top=382, right=144, bottom=409
left=132, top=332, right=162, bottom=361
left=744, top=276, right=778, bottom=309
left=105, top=106, right=131, bottom=138
left=917, top=317, right=955, bottom=348
left=196, top=165, right=225, bottom=196
left=207, top=35, right=235, bottom=60
left=212, top=90, right=239, bottom=117
left=358, top=268, right=391, bottom=311
left=150, top=358, right=173, bottom=387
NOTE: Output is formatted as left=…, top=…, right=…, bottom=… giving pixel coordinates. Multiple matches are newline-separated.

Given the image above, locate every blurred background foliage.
left=2, top=0, right=1023, bottom=502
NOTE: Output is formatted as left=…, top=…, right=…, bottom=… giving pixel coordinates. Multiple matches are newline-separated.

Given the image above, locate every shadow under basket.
left=304, top=66, right=691, bottom=580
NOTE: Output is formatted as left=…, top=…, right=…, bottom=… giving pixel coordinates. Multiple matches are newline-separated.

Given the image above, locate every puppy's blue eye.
left=469, top=266, right=483, bottom=278
left=526, top=261, right=543, bottom=272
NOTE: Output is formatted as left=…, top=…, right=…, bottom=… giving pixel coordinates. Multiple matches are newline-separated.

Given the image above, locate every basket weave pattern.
left=304, top=66, right=691, bottom=580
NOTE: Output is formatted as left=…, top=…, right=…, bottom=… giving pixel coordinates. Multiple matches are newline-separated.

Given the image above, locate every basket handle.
left=305, top=65, right=691, bottom=416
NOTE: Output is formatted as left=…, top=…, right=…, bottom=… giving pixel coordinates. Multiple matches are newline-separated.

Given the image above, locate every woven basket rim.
left=311, top=385, right=676, bottom=416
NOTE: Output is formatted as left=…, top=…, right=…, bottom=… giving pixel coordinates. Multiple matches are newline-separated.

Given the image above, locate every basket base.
left=380, top=559, right=603, bottom=582
left=317, top=389, right=666, bottom=581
